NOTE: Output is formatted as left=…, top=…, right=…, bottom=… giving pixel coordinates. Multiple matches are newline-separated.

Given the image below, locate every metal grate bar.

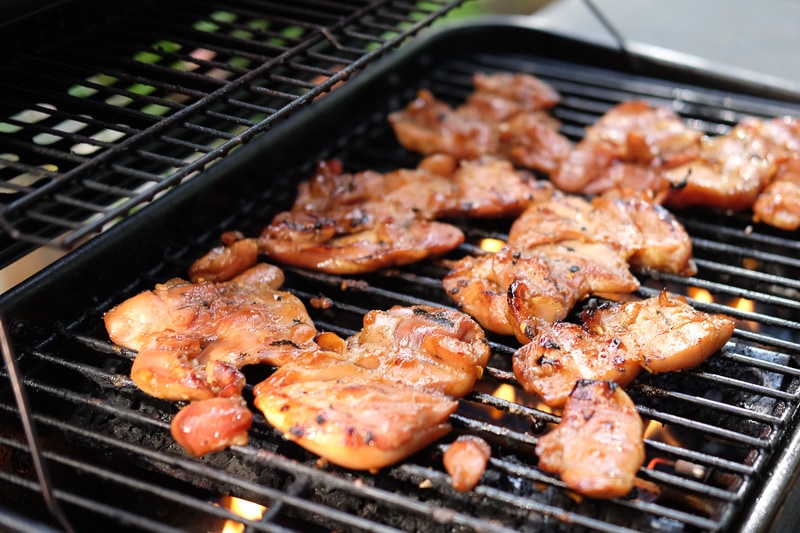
left=0, top=0, right=468, bottom=252
left=637, top=406, right=770, bottom=448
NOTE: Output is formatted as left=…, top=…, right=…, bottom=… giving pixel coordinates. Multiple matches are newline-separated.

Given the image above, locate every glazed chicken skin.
left=467, top=71, right=561, bottom=118
left=170, top=397, right=253, bottom=457
left=254, top=305, right=490, bottom=471
left=289, top=157, right=455, bottom=220
left=256, top=376, right=457, bottom=472
left=104, top=263, right=320, bottom=456
left=259, top=208, right=464, bottom=275
left=550, top=101, right=800, bottom=231
left=443, top=243, right=639, bottom=343
left=105, top=263, right=318, bottom=401
left=664, top=116, right=800, bottom=226
left=257, top=159, right=463, bottom=275
left=388, top=71, right=571, bottom=174
left=513, top=290, right=736, bottom=406
left=663, top=117, right=777, bottom=211
left=444, top=186, right=697, bottom=342
left=440, top=157, right=556, bottom=218
left=289, top=155, right=555, bottom=220
left=188, top=230, right=258, bottom=283
left=551, top=100, right=702, bottom=194
left=753, top=154, right=800, bottom=230
left=508, top=189, right=697, bottom=276
left=258, top=156, right=558, bottom=274
left=580, top=290, right=736, bottom=374
left=535, top=380, right=645, bottom=499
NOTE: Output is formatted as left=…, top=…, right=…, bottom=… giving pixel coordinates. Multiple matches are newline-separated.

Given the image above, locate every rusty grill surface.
left=2, top=19, right=800, bottom=533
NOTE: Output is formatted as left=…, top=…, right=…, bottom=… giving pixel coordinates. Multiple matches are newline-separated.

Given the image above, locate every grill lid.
left=2, top=17, right=800, bottom=533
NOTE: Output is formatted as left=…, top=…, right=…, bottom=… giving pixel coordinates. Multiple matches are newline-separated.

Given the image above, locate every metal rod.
left=581, top=0, right=643, bottom=72
left=0, top=316, right=75, bottom=533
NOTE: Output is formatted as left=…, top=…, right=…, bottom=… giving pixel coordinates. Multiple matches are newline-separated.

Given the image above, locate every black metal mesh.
left=0, top=0, right=467, bottom=261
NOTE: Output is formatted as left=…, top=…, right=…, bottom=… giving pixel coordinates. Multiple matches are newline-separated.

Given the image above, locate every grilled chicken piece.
left=105, top=263, right=318, bottom=401
left=346, top=305, right=492, bottom=397
left=513, top=318, right=642, bottom=406
left=743, top=116, right=800, bottom=229
left=297, top=155, right=553, bottom=220
left=254, top=305, right=490, bottom=471
left=106, top=263, right=291, bottom=359
left=594, top=189, right=697, bottom=276
left=581, top=290, right=736, bottom=374
left=443, top=435, right=492, bottom=492
left=467, top=71, right=561, bottom=118
left=552, top=104, right=799, bottom=231
left=170, top=397, right=252, bottom=457
left=259, top=209, right=464, bottom=275
left=498, top=111, right=574, bottom=174
left=104, top=263, right=319, bottom=456
left=291, top=158, right=457, bottom=220
left=258, top=158, right=466, bottom=274
left=260, top=305, right=491, bottom=398
left=663, top=118, right=777, bottom=211
left=753, top=154, right=800, bottom=230
left=443, top=242, right=639, bottom=343
left=438, top=157, right=556, bottom=219
left=442, top=249, right=522, bottom=339
left=535, top=380, right=645, bottom=499
left=389, top=88, right=498, bottom=160
left=188, top=231, right=258, bottom=283
left=259, top=154, right=562, bottom=274
left=256, top=373, right=457, bottom=472
left=388, top=72, right=571, bottom=174
left=551, top=100, right=702, bottom=194
left=513, top=291, right=735, bottom=406
left=508, top=189, right=696, bottom=276
left=508, top=192, right=640, bottom=251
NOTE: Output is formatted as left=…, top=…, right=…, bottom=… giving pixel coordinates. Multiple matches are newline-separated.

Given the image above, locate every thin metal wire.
left=0, top=316, right=75, bottom=533
left=581, top=0, right=644, bottom=73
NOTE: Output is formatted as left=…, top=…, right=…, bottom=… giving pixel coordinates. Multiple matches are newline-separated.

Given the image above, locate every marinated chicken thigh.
left=513, top=291, right=736, bottom=406
left=254, top=305, right=490, bottom=471
left=389, top=72, right=571, bottom=174
left=535, top=380, right=645, bottom=499
left=104, top=263, right=319, bottom=455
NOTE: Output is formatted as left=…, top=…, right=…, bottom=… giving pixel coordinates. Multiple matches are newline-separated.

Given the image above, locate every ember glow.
left=491, top=383, right=516, bottom=419
left=479, top=238, right=505, bottom=253
left=733, top=297, right=755, bottom=313
left=220, top=496, right=266, bottom=533
left=687, top=287, right=713, bottom=304
left=643, top=419, right=682, bottom=447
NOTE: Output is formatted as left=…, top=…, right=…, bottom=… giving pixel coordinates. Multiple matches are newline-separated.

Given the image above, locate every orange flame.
left=686, top=287, right=713, bottom=304
left=733, top=297, right=755, bottom=313
left=643, top=420, right=682, bottom=447
left=479, top=238, right=505, bottom=253
left=220, top=496, right=267, bottom=533
left=490, top=383, right=516, bottom=419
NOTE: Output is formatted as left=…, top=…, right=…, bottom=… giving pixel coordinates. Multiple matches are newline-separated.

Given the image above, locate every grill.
left=2, top=9, right=800, bottom=533
left=0, top=0, right=466, bottom=266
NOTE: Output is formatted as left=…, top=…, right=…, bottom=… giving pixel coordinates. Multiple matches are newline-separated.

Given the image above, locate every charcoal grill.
left=2, top=5, right=800, bottom=533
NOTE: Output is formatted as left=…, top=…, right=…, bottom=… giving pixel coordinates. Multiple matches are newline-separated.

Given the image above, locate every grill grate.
left=2, top=20, right=800, bottom=533
left=0, top=0, right=467, bottom=264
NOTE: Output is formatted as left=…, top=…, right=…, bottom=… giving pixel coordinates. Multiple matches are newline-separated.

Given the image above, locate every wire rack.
left=0, top=0, right=468, bottom=264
